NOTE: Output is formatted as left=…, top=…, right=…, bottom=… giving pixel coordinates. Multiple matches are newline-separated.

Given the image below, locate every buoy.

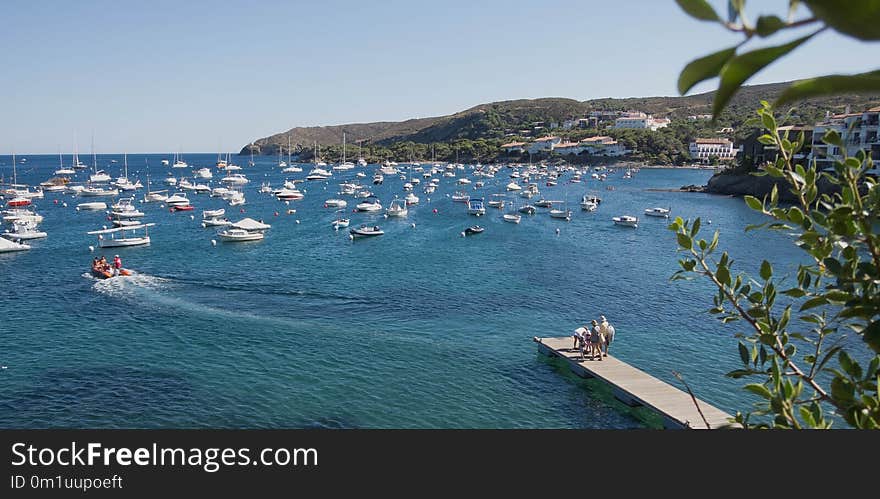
left=383, top=214, right=388, bottom=219
left=274, top=211, right=279, bottom=216
left=190, top=214, right=195, bottom=220
left=75, top=207, right=80, bottom=211
left=201, top=223, right=206, bottom=228
left=62, top=202, right=67, bottom=207
left=285, top=200, right=290, bottom=205
left=240, top=208, right=245, bottom=213
left=160, top=204, right=165, bottom=208
left=460, top=232, right=465, bottom=237
left=708, top=220, right=712, bottom=224
left=323, top=204, right=327, bottom=208
left=349, top=234, right=354, bottom=240
left=556, top=228, right=560, bottom=235
left=54, top=199, right=58, bottom=204
left=169, top=208, right=174, bottom=213
left=211, top=239, right=217, bottom=246
left=411, top=223, right=416, bottom=228
left=433, top=208, right=438, bottom=214
left=88, top=245, right=94, bottom=252
left=295, top=220, right=300, bottom=224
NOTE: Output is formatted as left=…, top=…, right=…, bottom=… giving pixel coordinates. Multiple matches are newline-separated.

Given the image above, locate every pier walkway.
left=534, top=336, right=737, bottom=429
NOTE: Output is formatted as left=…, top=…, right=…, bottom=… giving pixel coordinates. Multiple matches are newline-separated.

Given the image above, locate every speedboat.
left=463, top=225, right=484, bottom=236
left=644, top=207, right=671, bottom=218
left=581, top=197, right=598, bottom=212
left=0, top=236, right=30, bottom=252
left=203, top=217, right=232, bottom=227
left=325, top=198, right=347, bottom=208
left=2, top=220, right=47, bottom=240
left=506, top=182, right=521, bottom=191
left=612, top=215, right=639, bottom=228
left=76, top=202, right=107, bottom=211
left=165, top=192, right=190, bottom=207
left=276, top=188, right=304, bottom=201
left=332, top=218, right=350, bottom=229
left=203, top=208, right=226, bottom=219
left=195, top=168, right=213, bottom=179
left=356, top=198, right=382, bottom=212
left=404, top=192, right=419, bottom=205
left=79, top=185, right=119, bottom=197
left=89, top=170, right=112, bottom=183
left=549, top=208, right=572, bottom=220
left=350, top=225, right=384, bottom=238
left=487, top=196, right=505, bottom=209
left=503, top=213, right=521, bottom=224
left=220, top=173, right=249, bottom=185
left=519, top=204, right=536, bottom=215
left=91, top=263, right=133, bottom=279
left=217, top=228, right=264, bottom=242
left=386, top=199, right=408, bottom=218
left=451, top=191, right=469, bottom=203
left=467, top=198, right=486, bottom=216
left=534, top=199, right=555, bottom=208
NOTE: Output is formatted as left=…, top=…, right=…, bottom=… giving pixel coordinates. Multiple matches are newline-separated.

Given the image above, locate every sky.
left=1, top=0, right=877, bottom=154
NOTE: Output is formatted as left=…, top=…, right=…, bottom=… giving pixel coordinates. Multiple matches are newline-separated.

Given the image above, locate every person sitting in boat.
left=99, top=256, right=110, bottom=272
left=113, top=255, right=123, bottom=276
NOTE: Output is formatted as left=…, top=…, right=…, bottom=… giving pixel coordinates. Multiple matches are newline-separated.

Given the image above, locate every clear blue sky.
left=1, top=0, right=876, bottom=153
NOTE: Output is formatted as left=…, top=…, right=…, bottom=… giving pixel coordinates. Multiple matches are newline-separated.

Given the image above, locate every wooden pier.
left=534, top=336, right=737, bottom=429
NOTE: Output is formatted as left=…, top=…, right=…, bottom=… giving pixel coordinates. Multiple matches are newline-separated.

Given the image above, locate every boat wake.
left=87, top=272, right=172, bottom=299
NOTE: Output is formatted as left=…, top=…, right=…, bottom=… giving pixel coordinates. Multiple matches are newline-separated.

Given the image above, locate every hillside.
left=241, top=81, right=880, bottom=159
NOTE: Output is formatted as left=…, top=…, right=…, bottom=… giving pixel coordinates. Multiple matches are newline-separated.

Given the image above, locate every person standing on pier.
left=600, top=315, right=615, bottom=357
left=589, top=320, right=604, bottom=361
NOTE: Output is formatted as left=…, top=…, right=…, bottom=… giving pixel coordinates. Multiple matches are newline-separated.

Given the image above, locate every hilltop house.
left=689, top=138, right=738, bottom=163
left=612, top=111, right=670, bottom=131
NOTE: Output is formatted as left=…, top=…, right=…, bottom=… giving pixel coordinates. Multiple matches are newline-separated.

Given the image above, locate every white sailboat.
left=88, top=223, right=155, bottom=247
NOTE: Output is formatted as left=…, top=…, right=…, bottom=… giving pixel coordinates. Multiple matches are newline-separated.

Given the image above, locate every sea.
left=0, top=154, right=810, bottom=428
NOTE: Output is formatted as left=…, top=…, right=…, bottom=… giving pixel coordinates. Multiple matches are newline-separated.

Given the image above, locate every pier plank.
left=535, top=336, right=737, bottom=429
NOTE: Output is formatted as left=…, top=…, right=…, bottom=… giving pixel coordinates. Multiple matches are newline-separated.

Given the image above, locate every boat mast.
left=287, top=134, right=292, bottom=165
left=342, top=132, right=346, bottom=164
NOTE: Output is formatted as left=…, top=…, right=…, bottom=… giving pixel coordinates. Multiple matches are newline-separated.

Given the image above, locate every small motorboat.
left=534, top=199, right=555, bottom=208
left=385, top=199, right=408, bottom=218
left=644, top=207, right=671, bottom=218
left=463, top=225, right=484, bottom=236
left=612, top=215, right=639, bottom=228
left=549, top=208, right=572, bottom=220
left=350, top=225, right=384, bottom=238
left=519, top=205, right=536, bottom=215
left=91, top=264, right=133, bottom=279
left=0, top=236, right=30, bottom=252
left=203, top=217, right=233, bottom=227
left=404, top=192, right=419, bottom=205
left=356, top=198, right=382, bottom=212
left=331, top=218, right=350, bottom=229
left=325, top=198, right=347, bottom=208
left=77, top=202, right=108, bottom=211
left=203, top=208, right=226, bottom=219
left=172, top=204, right=194, bottom=211
left=467, top=198, right=486, bottom=216
left=503, top=213, right=521, bottom=224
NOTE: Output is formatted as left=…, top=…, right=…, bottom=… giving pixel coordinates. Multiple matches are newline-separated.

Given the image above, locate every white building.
left=612, top=111, right=670, bottom=131
left=811, top=106, right=880, bottom=167
left=500, top=141, right=527, bottom=154
left=579, top=136, right=627, bottom=156
left=527, top=136, right=562, bottom=154
left=689, top=138, right=737, bottom=163
left=552, top=142, right=582, bottom=155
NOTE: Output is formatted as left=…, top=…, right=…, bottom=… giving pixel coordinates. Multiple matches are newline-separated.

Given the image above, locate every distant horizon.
left=2, top=0, right=877, bottom=154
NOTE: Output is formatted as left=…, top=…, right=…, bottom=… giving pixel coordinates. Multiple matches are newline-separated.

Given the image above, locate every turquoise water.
left=0, top=154, right=803, bottom=428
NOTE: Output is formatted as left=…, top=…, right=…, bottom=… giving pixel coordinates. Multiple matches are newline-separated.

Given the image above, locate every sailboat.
left=143, top=162, right=168, bottom=203
left=72, top=137, right=87, bottom=170
left=88, top=137, right=111, bottom=183
left=54, top=150, right=75, bottom=175
left=282, top=135, right=302, bottom=173
left=172, top=151, right=188, bottom=168
left=334, top=132, right=355, bottom=171
left=357, top=140, right=367, bottom=166
left=113, top=154, right=142, bottom=191
left=248, top=143, right=255, bottom=167
left=278, top=141, right=287, bottom=168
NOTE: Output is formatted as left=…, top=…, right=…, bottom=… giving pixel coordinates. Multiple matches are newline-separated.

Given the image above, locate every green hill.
left=241, top=81, right=880, bottom=163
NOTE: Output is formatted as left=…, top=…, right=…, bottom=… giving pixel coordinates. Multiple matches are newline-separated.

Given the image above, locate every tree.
left=670, top=1, right=880, bottom=428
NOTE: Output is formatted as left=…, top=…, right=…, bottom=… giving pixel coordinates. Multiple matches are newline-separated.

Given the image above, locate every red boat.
left=172, top=205, right=194, bottom=211
left=6, top=197, right=31, bottom=207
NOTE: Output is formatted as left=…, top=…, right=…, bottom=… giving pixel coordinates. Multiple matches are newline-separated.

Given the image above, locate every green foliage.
left=669, top=102, right=880, bottom=428
left=675, top=1, right=880, bottom=118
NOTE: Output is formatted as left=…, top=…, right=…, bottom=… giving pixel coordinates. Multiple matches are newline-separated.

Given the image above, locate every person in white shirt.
left=599, top=315, right=615, bottom=357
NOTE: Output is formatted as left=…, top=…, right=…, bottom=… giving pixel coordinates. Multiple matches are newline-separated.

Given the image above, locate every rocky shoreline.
left=674, top=171, right=839, bottom=202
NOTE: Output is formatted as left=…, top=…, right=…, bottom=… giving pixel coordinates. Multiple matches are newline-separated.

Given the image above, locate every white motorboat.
left=282, top=164, right=303, bottom=173
left=385, top=199, right=408, bottom=217
left=165, top=192, right=190, bottom=207
left=612, top=215, right=639, bottom=228
left=110, top=197, right=146, bottom=218
left=467, top=198, right=486, bottom=216
left=221, top=173, right=249, bottom=185
left=488, top=195, right=505, bottom=209
left=506, top=181, right=522, bottom=191
left=519, top=204, right=536, bottom=215
left=372, top=173, right=384, bottom=185
left=230, top=218, right=271, bottom=232
left=89, top=170, right=111, bottom=183
left=276, top=188, right=304, bottom=201
left=503, top=213, right=521, bottom=224
left=87, top=223, right=155, bottom=247
left=79, top=185, right=119, bottom=197
left=143, top=190, right=168, bottom=203
left=195, top=168, right=213, bottom=179
left=325, top=199, right=347, bottom=208
left=458, top=178, right=471, bottom=185
left=2, top=220, right=47, bottom=240
left=228, top=192, right=246, bottom=206
left=305, top=168, right=332, bottom=181
left=0, top=236, right=30, bottom=252
left=217, top=228, right=264, bottom=242
left=549, top=208, right=572, bottom=220
left=356, top=197, right=382, bottom=212
left=203, top=217, right=232, bottom=227
left=581, top=196, right=598, bottom=212
left=203, top=208, right=226, bottom=219
left=331, top=218, right=350, bottom=229
left=76, top=202, right=107, bottom=211
left=350, top=224, right=384, bottom=238
left=644, top=207, right=671, bottom=218
left=451, top=191, right=469, bottom=203
left=404, top=192, right=419, bottom=205
left=163, top=175, right=178, bottom=185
